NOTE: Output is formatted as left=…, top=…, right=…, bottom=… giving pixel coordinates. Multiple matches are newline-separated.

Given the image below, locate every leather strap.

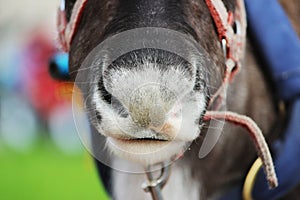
left=205, top=0, right=247, bottom=82
left=57, top=0, right=88, bottom=52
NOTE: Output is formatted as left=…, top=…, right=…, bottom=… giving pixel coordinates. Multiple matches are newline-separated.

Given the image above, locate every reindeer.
left=54, top=0, right=300, bottom=199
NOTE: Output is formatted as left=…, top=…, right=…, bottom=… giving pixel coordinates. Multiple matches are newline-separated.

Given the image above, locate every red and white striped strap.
left=57, top=0, right=88, bottom=52
left=205, top=0, right=247, bottom=109
left=205, top=0, right=247, bottom=81
left=204, top=1, right=278, bottom=190
left=204, top=111, right=278, bottom=189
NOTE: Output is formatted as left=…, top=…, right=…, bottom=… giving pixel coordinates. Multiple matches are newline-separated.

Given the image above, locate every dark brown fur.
left=67, top=0, right=300, bottom=199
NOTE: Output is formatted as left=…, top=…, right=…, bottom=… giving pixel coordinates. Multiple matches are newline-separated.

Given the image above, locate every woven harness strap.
left=204, top=0, right=278, bottom=191
left=205, top=0, right=246, bottom=110
left=57, top=0, right=88, bottom=52
left=205, top=0, right=246, bottom=82
left=204, top=111, right=278, bottom=189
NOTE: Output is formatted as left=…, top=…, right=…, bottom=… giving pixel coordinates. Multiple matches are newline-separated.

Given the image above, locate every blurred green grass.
left=0, top=140, right=110, bottom=200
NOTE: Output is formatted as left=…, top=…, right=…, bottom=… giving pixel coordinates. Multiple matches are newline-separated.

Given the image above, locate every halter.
left=56, top=0, right=278, bottom=199
left=57, top=0, right=88, bottom=52
left=222, top=0, right=300, bottom=199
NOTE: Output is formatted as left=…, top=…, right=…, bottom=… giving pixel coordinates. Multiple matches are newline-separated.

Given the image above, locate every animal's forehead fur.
left=67, top=0, right=236, bottom=82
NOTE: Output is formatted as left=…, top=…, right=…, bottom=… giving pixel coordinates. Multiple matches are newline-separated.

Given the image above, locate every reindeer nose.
left=149, top=104, right=166, bottom=128
left=131, top=103, right=166, bottom=129
left=128, top=84, right=175, bottom=129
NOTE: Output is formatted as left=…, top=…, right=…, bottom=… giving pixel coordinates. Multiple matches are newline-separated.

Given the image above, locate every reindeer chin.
left=106, top=137, right=188, bottom=166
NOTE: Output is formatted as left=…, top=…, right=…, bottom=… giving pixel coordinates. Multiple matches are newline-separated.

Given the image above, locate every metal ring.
left=233, top=20, right=241, bottom=35
left=221, top=38, right=227, bottom=58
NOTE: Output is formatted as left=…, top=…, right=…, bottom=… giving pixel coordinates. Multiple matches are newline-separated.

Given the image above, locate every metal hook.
left=142, top=162, right=171, bottom=200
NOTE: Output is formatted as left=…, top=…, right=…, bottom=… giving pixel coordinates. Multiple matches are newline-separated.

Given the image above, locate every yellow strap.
left=243, top=158, right=263, bottom=200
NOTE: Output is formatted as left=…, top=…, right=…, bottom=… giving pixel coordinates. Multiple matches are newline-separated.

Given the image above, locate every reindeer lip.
left=120, top=137, right=169, bottom=142
left=131, top=138, right=169, bottom=142
left=114, top=135, right=170, bottom=142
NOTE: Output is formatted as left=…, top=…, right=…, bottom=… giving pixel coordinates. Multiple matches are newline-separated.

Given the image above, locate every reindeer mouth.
left=111, top=138, right=170, bottom=149
left=117, top=137, right=169, bottom=142
left=111, top=133, right=171, bottom=143
left=106, top=128, right=175, bottom=149
left=106, top=135, right=187, bottom=166
left=132, top=138, right=169, bottom=141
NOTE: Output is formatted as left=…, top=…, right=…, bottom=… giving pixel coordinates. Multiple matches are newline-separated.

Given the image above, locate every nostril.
left=112, top=97, right=129, bottom=118
left=98, top=77, right=112, bottom=104
left=98, top=77, right=129, bottom=118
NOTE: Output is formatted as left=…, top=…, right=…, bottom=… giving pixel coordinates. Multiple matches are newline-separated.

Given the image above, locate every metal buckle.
left=142, top=162, right=171, bottom=200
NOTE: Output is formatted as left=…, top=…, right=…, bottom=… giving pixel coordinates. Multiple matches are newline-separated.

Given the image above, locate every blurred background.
left=0, top=0, right=108, bottom=199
